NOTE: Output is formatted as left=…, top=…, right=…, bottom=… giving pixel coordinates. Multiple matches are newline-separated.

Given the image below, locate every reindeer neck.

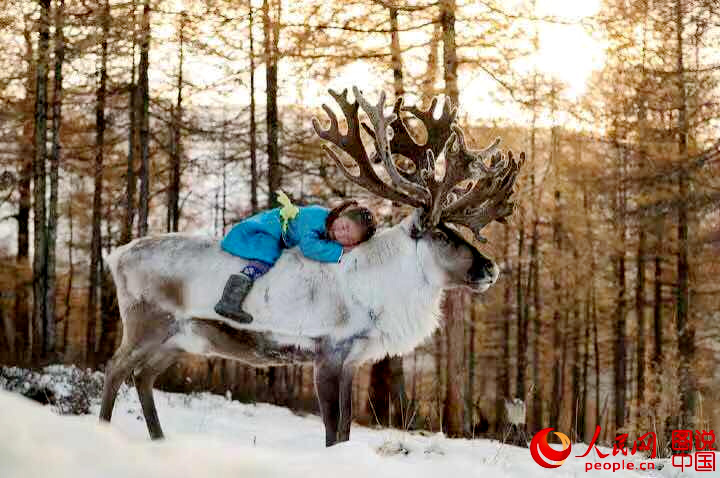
left=337, top=226, right=444, bottom=358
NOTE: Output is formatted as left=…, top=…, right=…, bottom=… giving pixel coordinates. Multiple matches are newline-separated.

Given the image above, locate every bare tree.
left=439, top=0, right=465, bottom=436
left=13, top=10, right=36, bottom=364
left=248, top=0, right=258, bottom=213
left=86, top=0, right=110, bottom=365
left=166, top=12, right=185, bottom=233
left=137, top=0, right=150, bottom=236
left=264, top=0, right=281, bottom=208
left=46, top=0, right=65, bottom=358
left=32, top=0, right=51, bottom=361
left=121, top=0, right=138, bottom=246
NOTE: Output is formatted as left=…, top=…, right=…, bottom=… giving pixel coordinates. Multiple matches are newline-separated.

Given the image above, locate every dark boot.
left=214, top=273, right=254, bottom=323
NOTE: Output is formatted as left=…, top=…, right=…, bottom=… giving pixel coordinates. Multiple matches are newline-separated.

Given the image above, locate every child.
left=215, top=197, right=377, bottom=323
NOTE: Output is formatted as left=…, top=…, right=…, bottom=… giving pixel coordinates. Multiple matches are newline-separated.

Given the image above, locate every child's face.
left=329, top=216, right=365, bottom=247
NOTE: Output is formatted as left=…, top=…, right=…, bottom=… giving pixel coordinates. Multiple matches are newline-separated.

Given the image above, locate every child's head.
left=326, top=201, right=376, bottom=247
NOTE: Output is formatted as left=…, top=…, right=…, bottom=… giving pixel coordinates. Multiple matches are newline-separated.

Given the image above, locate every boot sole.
left=214, top=305, right=254, bottom=324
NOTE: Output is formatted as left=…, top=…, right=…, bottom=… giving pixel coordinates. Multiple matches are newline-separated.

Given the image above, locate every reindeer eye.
left=432, top=230, right=448, bottom=241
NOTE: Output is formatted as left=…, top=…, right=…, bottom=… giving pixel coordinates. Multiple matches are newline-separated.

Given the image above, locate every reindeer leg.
left=134, top=350, right=179, bottom=440
left=336, top=363, right=356, bottom=444
left=314, top=357, right=340, bottom=447
left=102, top=297, right=176, bottom=429
left=100, top=347, right=146, bottom=423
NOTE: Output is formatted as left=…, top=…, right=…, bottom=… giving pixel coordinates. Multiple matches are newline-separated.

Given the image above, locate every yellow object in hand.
left=277, top=190, right=299, bottom=233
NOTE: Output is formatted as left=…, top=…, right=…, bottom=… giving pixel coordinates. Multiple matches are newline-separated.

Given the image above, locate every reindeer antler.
left=354, top=87, right=431, bottom=203
left=311, top=88, right=425, bottom=208
left=313, top=87, right=523, bottom=240
left=438, top=133, right=524, bottom=242
left=364, top=96, right=457, bottom=184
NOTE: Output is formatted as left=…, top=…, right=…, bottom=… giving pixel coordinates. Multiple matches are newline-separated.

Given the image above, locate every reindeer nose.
left=469, top=257, right=497, bottom=284
left=488, top=262, right=499, bottom=284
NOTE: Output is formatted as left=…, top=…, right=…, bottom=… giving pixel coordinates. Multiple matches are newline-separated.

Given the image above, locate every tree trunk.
left=167, top=13, right=184, bottom=233
left=634, top=10, right=649, bottom=414
left=62, top=179, right=74, bottom=357
left=221, top=111, right=227, bottom=232
left=674, top=0, right=694, bottom=430
left=495, top=225, right=511, bottom=433
left=549, top=101, right=568, bottom=426
left=368, top=354, right=407, bottom=427
left=635, top=229, right=646, bottom=406
left=580, top=172, right=592, bottom=442
left=515, top=206, right=526, bottom=403
left=98, top=266, right=119, bottom=364
left=15, top=154, right=31, bottom=363
left=593, top=286, right=600, bottom=431
left=32, top=0, right=51, bottom=362
left=137, top=0, right=151, bottom=237
left=613, top=143, right=627, bottom=431
left=262, top=0, right=282, bottom=398
left=389, top=7, right=404, bottom=97
left=433, top=327, right=444, bottom=426
left=653, top=223, right=663, bottom=365
left=440, top=0, right=464, bottom=437
left=440, top=0, right=458, bottom=106
left=550, top=190, right=562, bottom=428
left=15, top=25, right=36, bottom=364
left=46, top=0, right=64, bottom=358
left=442, top=290, right=465, bottom=437
left=466, top=300, right=476, bottom=429
left=121, top=0, right=138, bottom=246
left=263, top=0, right=281, bottom=209
left=422, top=21, right=442, bottom=428
left=529, top=216, right=541, bottom=432
left=248, top=0, right=258, bottom=214
left=570, top=143, right=583, bottom=441
left=570, top=305, right=582, bottom=432
left=528, top=1, right=541, bottom=433
left=549, top=116, right=562, bottom=428
left=580, top=290, right=589, bottom=442
left=87, top=0, right=109, bottom=366
left=523, top=20, right=543, bottom=433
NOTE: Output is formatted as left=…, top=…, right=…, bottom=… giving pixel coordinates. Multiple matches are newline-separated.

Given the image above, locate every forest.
left=0, top=0, right=718, bottom=454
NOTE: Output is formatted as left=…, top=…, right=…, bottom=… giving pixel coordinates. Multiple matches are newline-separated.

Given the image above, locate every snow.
left=0, top=386, right=714, bottom=478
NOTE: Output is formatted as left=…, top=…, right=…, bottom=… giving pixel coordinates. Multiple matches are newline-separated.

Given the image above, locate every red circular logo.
left=530, top=427, right=572, bottom=468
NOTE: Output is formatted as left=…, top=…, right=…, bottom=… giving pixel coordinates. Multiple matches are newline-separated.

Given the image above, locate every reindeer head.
left=312, top=87, right=523, bottom=291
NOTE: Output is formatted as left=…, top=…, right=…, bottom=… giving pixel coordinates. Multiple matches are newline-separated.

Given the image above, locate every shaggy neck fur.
left=334, top=224, right=446, bottom=360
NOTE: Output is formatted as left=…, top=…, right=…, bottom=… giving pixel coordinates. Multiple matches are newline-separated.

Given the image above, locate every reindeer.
left=99, top=87, right=523, bottom=446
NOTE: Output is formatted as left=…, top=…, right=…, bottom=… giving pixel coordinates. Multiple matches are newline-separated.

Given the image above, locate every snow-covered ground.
left=0, top=381, right=713, bottom=478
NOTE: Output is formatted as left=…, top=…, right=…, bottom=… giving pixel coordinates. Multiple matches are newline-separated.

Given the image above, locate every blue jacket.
left=220, top=205, right=343, bottom=265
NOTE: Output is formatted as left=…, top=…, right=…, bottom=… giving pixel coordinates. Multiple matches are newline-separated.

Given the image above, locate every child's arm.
left=298, top=230, right=343, bottom=263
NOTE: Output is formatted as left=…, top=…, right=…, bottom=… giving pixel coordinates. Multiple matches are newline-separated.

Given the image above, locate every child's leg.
left=215, top=260, right=271, bottom=323
left=240, top=260, right=272, bottom=280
